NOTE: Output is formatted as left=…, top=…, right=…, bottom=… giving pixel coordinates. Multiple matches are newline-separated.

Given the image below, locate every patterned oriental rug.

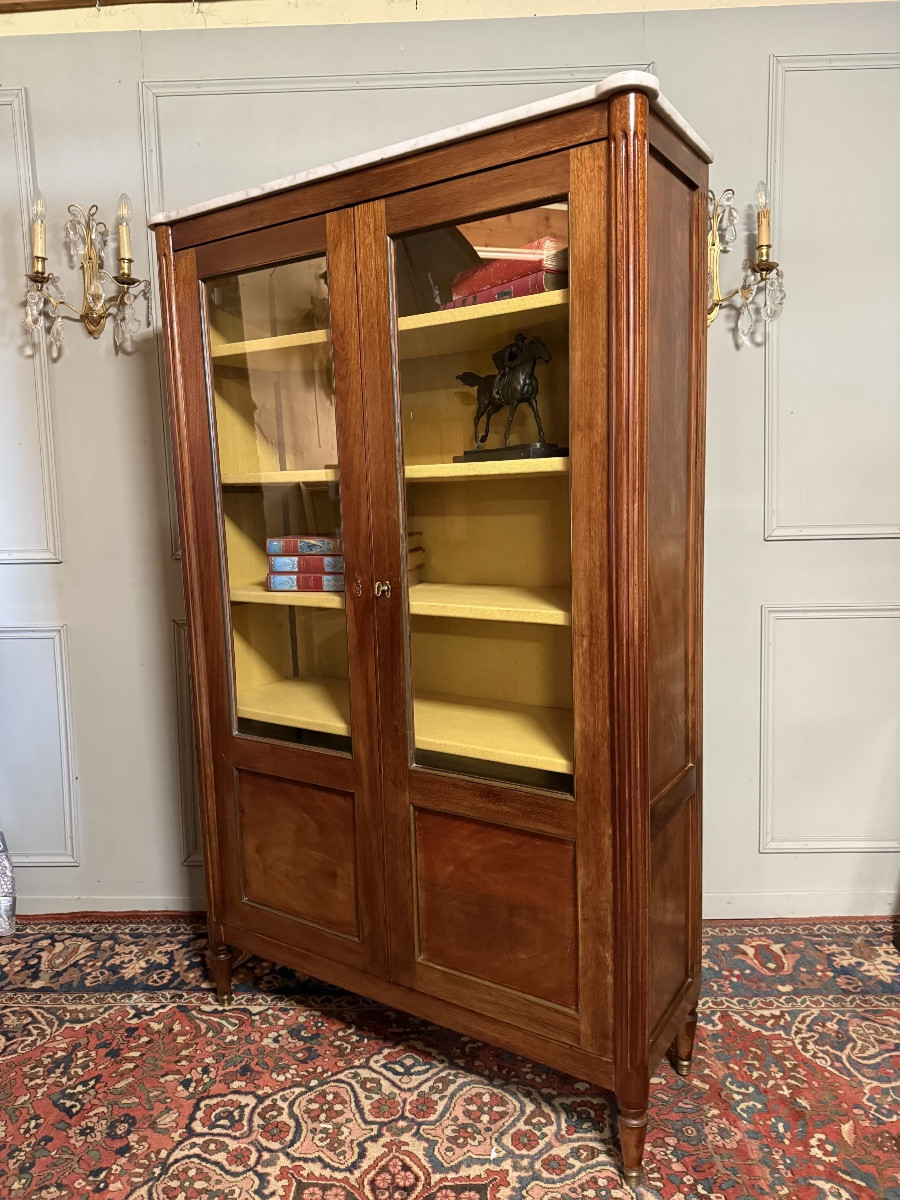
left=0, top=917, right=897, bottom=1200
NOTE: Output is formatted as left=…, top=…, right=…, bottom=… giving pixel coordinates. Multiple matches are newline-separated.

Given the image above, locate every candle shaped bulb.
left=755, top=179, right=771, bottom=246
left=117, top=192, right=133, bottom=269
left=31, top=190, right=47, bottom=262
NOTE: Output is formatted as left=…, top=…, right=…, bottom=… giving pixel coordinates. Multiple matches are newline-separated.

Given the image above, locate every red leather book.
left=266, top=536, right=342, bottom=555
left=266, top=573, right=345, bottom=592
left=450, top=237, right=568, bottom=300
left=268, top=554, right=344, bottom=573
left=440, top=268, right=566, bottom=310
left=267, top=531, right=422, bottom=555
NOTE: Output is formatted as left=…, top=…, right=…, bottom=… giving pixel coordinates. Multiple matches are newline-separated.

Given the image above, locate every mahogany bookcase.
left=152, top=72, right=710, bottom=1186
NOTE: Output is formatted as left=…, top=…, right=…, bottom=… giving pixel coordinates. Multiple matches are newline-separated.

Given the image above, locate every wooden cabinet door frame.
left=168, top=210, right=387, bottom=976
left=354, top=147, right=614, bottom=1054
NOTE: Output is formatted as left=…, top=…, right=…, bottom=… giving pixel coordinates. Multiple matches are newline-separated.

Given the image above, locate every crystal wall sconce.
left=707, top=181, right=786, bottom=341
left=24, top=191, right=151, bottom=351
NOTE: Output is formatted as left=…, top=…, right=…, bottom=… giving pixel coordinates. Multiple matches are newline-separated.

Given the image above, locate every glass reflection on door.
left=204, top=254, right=352, bottom=752
left=390, top=202, right=573, bottom=792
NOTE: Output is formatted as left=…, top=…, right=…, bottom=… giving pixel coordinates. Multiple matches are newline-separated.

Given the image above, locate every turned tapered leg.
left=669, top=1007, right=698, bottom=1077
left=618, top=1107, right=648, bottom=1188
left=207, top=943, right=234, bottom=1006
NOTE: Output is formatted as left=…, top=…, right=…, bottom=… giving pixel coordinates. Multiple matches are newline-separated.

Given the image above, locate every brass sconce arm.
left=24, top=195, right=151, bottom=351
left=707, top=184, right=786, bottom=341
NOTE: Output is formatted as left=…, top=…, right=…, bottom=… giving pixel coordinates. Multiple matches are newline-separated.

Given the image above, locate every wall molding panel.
left=173, top=620, right=202, bottom=867
left=760, top=604, right=900, bottom=853
left=765, top=53, right=900, bottom=541
left=0, top=626, right=79, bottom=866
left=138, top=62, right=648, bottom=557
left=139, top=62, right=652, bottom=219
left=0, top=88, right=61, bottom=563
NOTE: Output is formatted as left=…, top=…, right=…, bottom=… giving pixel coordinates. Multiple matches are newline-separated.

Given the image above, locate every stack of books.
left=440, top=236, right=568, bottom=310
left=266, top=535, right=346, bottom=592
left=265, top=533, right=425, bottom=592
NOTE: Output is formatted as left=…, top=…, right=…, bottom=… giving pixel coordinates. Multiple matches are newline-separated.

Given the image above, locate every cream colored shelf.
left=211, top=328, right=329, bottom=370
left=231, top=582, right=345, bottom=610
left=398, top=289, right=568, bottom=360
left=414, top=691, right=573, bottom=774
left=220, top=468, right=339, bottom=486
left=404, top=457, right=568, bottom=483
left=236, top=676, right=350, bottom=736
left=231, top=581, right=567, bottom=623
left=409, top=582, right=569, bottom=626
left=236, top=676, right=571, bottom=772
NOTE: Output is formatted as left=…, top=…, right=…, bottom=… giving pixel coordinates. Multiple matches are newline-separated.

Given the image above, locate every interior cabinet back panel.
left=236, top=768, right=360, bottom=940
left=414, top=808, right=578, bottom=1010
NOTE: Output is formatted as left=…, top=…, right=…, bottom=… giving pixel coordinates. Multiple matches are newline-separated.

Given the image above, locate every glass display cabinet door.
left=195, top=212, right=384, bottom=974
left=390, top=198, right=574, bottom=794
left=204, top=248, right=355, bottom=751
left=359, top=150, right=596, bottom=1036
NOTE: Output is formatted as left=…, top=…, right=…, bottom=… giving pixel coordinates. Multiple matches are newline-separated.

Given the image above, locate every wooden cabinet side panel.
left=608, top=92, right=653, bottom=1132
left=645, top=148, right=707, bottom=1044
left=647, top=153, right=694, bottom=799
left=155, top=228, right=233, bottom=942
left=569, top=142, right=614, bottom=1056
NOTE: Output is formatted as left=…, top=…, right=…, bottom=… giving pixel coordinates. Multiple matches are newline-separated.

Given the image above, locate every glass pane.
left=204, top=255, right=351, bottom=752
left=390, top=202, right=572, bottom=792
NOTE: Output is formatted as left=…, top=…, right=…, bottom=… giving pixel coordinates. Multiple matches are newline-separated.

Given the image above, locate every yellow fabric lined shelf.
left=404, top=458, right=568, bottom=483
left=220, top=468, right=339, bottom=486
left=236, top=676, right=350, bottom=735
left=408, top=583, right=570, bottom=626
left=230, top=583, right=346, bottom=610
left=210, top=328, right=330, bottom=369
left=235, top=676, right=572, bottom=773
left=414, top=691, right=573, bottom=773
left=219, top=460, right=569, bottom=489
left=230, top=583, right=568, bottom=623
left=397, top=289, right=568, bottom=360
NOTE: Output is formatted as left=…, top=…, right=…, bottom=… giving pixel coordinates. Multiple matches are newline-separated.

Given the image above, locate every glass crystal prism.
left=738, top=302, right=754, bottom=342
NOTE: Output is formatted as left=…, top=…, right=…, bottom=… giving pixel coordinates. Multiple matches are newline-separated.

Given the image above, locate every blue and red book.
left=266, top=572, right=345, bottom=592
left=264, top=535, right=424, bottom=593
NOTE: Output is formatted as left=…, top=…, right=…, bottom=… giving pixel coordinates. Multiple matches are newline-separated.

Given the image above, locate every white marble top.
left=149, top=71, right=711, bottom=227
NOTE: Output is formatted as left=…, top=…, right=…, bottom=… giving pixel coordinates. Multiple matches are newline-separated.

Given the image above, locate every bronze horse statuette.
left=457, top=332, right=552, bottom=451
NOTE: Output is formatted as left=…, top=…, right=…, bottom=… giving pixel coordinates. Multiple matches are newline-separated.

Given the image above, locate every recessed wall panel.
left=0, top=628, right=77, bottom=865
left=762, top=607, right=900, bottom=851
left=142, top=66, right=646, bottom=215
left=0, top=91, right=60, bottom=562
left=768, top=57, right=900, bottom=538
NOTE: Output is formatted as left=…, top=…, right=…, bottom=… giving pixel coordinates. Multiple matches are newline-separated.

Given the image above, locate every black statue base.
left=454, top=443, right=569, bottom=464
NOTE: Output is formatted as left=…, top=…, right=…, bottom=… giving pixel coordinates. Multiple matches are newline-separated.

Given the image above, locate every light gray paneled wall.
left=1, top=4, right=898, bottom=915
left=0, top=33, right=198, bottom=911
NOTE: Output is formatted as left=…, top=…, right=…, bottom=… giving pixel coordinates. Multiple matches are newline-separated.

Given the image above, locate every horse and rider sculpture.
left=456, top=332, right=552, bottom=451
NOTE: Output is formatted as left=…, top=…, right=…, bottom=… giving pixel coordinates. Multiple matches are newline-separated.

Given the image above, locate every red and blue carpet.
left=0, top=916, right=897, bottom=1199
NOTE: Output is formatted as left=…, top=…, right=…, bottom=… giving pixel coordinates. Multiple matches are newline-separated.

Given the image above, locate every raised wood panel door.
left=355, top=148, right=613, bottom=1052
left=181, top=211, right=386, bottom=974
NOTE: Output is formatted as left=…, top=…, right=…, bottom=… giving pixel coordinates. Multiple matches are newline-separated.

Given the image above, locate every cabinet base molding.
left=220, top=920, right=617, bottom=1089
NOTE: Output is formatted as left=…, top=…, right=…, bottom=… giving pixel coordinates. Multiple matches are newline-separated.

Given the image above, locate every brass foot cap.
left=673, top=1056, right=692, bottom=1077
left=623, top=1167, right=644, bottom=1188
left=218, top=993, right=234, bottom=1007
